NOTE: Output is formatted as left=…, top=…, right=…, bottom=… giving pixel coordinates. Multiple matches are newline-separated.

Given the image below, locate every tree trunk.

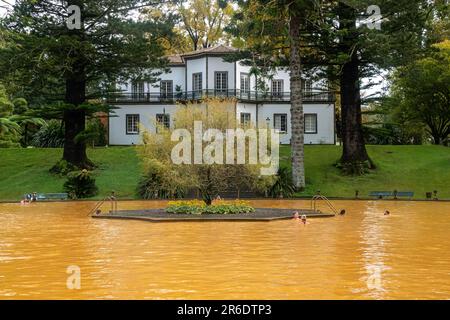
left=62, top=77, right=92, bottom=169
left=57, top=2, right=93, bottom=170
left=289, top=13, right=306, bottom=190
left=433, top=135, right=441, bottom=145
left=338, top=3, right=372, bottom=168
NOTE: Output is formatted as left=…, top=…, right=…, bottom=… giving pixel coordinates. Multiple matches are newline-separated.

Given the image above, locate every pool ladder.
left=88, top=195, right=118, bottom=216
left=311, top=194, right=339, bottom=216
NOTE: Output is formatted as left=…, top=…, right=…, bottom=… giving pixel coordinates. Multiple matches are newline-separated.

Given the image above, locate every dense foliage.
left=166, top=200, right=255, bottom=215
left=63, top=169, right=98, bottom=199
left=136, top=159, right=186, bottom=199
left=31, top=120, right=65, bottom=148
left=0, top=0, right=175, bottom=168
left=138, top=98, right=272, bottom=205
left=267, top=167, right=296, bottom=198
left=0, top=85, right=21, bottom=147
left=387, top=41, right=450, bottom=145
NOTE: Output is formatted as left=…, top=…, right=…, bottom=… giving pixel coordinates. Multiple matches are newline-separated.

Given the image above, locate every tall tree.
left=336, top=2, right=371, bottom=167
left=289, top=1, right=319, bottom=189
left=0, top=0, right=174, bottom=169
left=390, top=41, right=450, bottom=145
left=174, top=0, right=234, bottom=50
left=228, top=0, right=322, bottom=190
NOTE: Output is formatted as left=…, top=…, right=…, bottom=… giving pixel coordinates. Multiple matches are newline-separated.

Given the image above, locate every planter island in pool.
left=92, top=208, right=335, bottom=222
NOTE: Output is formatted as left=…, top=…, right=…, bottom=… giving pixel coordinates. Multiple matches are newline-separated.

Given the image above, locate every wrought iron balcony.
left=106, top=89, right=335, bottom=104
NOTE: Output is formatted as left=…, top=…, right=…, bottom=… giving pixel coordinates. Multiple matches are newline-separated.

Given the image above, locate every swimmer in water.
left=301, top=215, right=307, bottom=225
left=293, top=211, right=300, bottom=220
left=384, top=210, right=390, bottom=215
left=339, top=209, right=346, bottom=215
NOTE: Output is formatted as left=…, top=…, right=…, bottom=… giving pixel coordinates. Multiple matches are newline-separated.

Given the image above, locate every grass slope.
left=0, top=145, right=449, bottom=201
left=0, top=147, right=140, bottom=201
left=280, top=145, right=450, bottom=199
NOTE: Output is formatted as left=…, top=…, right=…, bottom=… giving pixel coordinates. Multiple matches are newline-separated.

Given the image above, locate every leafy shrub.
left=80, top=117, right=107, bottom=147
left=31, top=120, right=64, bottom=148
left=63, top=169, right=98, bottom=199
left=166, top=200, right=255, bottom=215
left=267, top=167, right=296, bottom=198
left=137, top=160, right=186, bottom=199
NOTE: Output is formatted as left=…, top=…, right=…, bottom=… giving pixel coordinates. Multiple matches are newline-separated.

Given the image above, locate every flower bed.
left=166, top=200, right=255, bottom=215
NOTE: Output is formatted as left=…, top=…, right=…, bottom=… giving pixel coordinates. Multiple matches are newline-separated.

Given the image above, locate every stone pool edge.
left=91, top=208, right=335, bottom=222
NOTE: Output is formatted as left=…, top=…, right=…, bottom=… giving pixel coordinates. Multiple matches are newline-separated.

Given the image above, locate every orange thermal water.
left=1, top=200, right=449, bottom=299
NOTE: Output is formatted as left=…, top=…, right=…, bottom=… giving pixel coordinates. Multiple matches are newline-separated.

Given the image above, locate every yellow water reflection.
left=0, top=200, right=450, bottom=299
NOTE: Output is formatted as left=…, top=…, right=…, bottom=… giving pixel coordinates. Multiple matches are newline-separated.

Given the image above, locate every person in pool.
left=30, top=192, right=38, bottom=203
left=384, top=210, right=390, bottom=215
left=301, top=215, right=307, bottom=225
left=293, top=211, right=300, bottom=220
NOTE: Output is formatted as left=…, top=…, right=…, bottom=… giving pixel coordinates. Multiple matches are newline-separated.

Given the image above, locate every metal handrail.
left=311, top=194, right=339, bottom=216
left=105, top=89, right=335, bottom=104
left=88, top=197, right=108, bottom=216
left=88, top=194, right=118, bottom=216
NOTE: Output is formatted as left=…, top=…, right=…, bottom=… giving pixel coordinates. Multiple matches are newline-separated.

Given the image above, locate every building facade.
left=108, top=45, right=336, bottom=145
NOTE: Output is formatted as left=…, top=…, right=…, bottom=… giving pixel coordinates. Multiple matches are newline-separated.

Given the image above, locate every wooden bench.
left=369, top=191, right=414, bottom=199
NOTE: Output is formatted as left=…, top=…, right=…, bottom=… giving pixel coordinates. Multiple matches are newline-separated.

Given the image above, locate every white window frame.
left=274, top=113, right=287, bottom=133
left=156, top=113, right=170, bottom=132
left=240, top=113, right=251, bottom=127
left=160, top=80, right=173, bottom=99
left=240, top=73, right=250, bottom=95
left=131, top=81, right=145, bottom=100
left=126, top=114, right=140, bottom=135
left=304, top=113, right=318, bottom=134
left=192, top=72, right=202, bottom=94
left=215, top=71, right=228, bottom=94
left=271, top=79, right=284, bottom=97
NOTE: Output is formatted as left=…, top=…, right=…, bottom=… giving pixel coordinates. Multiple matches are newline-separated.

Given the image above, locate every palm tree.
left=0, top=117, right=21, bottom=136
left=10, top=115, right=45, bottom=146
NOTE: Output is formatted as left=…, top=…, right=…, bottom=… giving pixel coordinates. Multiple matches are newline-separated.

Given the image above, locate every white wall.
left=236, top=62, right=257, bottom=92
left=268, top=68, right=291, bottom=93
left=234, top=102, right=335, bottom=145
left=236, top=103, right=257, bottom=125
left=109, top=105, right=178, bottom=145
left=149, top=66, right=185, bottom=94
left=111, top=102, right=335, bottom=145
left=257, top=103, right=335, bottom=144
left=207, top=56, right=236, bottom=90
left=186, top=57, right=206, bottom=91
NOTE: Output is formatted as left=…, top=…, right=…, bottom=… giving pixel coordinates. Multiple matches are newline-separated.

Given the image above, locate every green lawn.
left=1, top=145, right=449, bottom=201
left=0, top=147, right=141, bottom=201
left=280, top=145, right=450, bottom=199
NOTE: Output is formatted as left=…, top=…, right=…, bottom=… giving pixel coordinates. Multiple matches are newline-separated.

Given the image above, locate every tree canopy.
left=389, top=40, right=450, bottom=145
left=0, top=0, right=176, bottom=168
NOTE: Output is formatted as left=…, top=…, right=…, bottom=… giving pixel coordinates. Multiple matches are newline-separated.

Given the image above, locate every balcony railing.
left=106, top=89, right=335, bottom=104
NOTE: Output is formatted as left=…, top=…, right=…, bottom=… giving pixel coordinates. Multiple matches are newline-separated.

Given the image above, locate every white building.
left=108, top=45, right=336, bottom=145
